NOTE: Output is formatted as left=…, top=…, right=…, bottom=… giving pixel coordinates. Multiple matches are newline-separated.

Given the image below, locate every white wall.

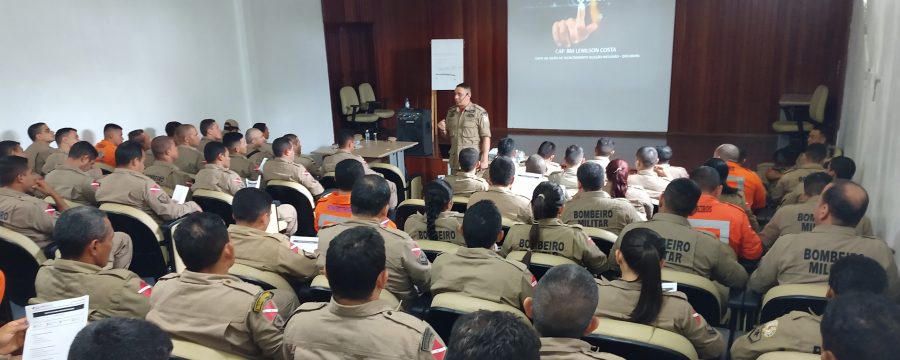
left=0, top=0, right=333, bottom=148
left=838, top=0, right=900, bottom=257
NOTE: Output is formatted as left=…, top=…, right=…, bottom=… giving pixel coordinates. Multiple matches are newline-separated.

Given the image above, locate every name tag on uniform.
left=662, top=282, right=678, bottom=293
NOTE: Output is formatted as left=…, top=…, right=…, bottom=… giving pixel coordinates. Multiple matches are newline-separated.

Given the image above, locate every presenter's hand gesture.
left=552, top=0, right=601, bottom=47
left=438, top=119, right=447, bottom=134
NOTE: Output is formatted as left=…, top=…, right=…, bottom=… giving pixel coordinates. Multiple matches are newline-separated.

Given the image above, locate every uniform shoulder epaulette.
left=155, top=273, right=180, bottom=283
left=500, top=256, right=530, bottom=273
left=569, top=223, right=585, bottom=230
left=223, top=278, right=263, bottom=296
left=319, top=221, right=346, bottom=231
left=695, top=229, right=718, bottom=242
left=787, top=310, right=821, bottom=321
left=381, top=225, right=412, bottom=239
left=382, top=308, right=429, bottom=333
left=97, top=268, right=138, bottom=280
left=290, top=301, right=327, bottom=317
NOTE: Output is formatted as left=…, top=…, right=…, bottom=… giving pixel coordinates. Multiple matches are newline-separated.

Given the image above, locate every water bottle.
left=404, top=98, right=410, bottom=109
left=364, top=129, right=370, bottom=142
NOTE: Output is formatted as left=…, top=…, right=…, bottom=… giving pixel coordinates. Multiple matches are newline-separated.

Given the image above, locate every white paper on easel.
left=172, top=185, right=189, bottom=204
left=23, top=295, right=89, bottom=360
left=431, top=39, right=464, bottom=90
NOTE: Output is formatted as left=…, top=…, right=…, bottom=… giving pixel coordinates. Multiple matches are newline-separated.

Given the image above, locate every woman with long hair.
left=501, top=181, right=607, bottom=274
left=605, top=159, right=654, bottom=220
left=595, top=228, right=725, bottom=359
left=403, top=180, right=465, bottom=245
left=702, top=158, right=760, bottom=231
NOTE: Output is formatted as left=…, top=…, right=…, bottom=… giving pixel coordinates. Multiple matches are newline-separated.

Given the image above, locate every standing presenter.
left=438, top=83, right=491, bottom=173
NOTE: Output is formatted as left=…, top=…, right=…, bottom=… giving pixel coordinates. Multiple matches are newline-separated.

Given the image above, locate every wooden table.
left=311, top=140, right=419, bottom=175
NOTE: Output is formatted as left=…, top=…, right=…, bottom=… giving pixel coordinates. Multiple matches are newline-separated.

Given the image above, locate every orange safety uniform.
left=0, top=270, right=5, bottom=304
left=94, top=139, right=118, bottom=167
left=313, top=191, right=396, bottom=231
left=688, top=194, right=762, bottom=260
left=726, top=161, right=766, bottom=210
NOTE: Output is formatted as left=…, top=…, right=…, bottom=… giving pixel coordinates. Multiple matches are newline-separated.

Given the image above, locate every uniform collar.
left=652, top=213, right=692, bottom=226
left=798, top=163, right=825, bottom=170
left=537, top=218, right=565, bottom=226
left=273, top=157, right=293, bottom=164
left=811, top=224, right=858, bottom=236
left=539, top=338, right=595, bottom=353
left=43, top=259, right=103, bottom=273
left=801, top=195, right=821, bottom=204
left=114, top=168, right=147, bottom=177
left=573, top=190, right=611, bottom=200
left=322, top=191, right=352, bottom=204
left=28, top=142, right=51, bottom=151
left=636, top=169, right=658, bottom=176
left=58, top=164, right=91, bottom=175
left=177, top=144, right=198, bottom=151
left=230, top=153, right=248, bottom=160
left=457, top=171, right=479, bottom=179
left=227, top=224, right=283, bottom=241
left=0, top=187, right=36, bottom=200
left=607, top=278, right=643, bottom=291
left=698, top=194, right=721, bottom=205
left=327, top=298, right=394, bottom=317
left=593, top=155, right=609, bottom=161
left=488, top=185, right=513, bottom=194
left=152, top=161, right=178, bottom=170
left=453, top=103, right=475, bottom=113
left=204, top=163, right=228, bottom=171
left=336, top=148, right=353, bottom=155
left=179, top=270, right=241, bottom=284
left=456, top=247, right=501, bottom=259
left=347, top=217, right=390, bottom=228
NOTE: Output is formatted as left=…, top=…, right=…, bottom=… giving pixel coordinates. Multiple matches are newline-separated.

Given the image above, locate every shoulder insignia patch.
left=253, top=291, right=274, bottom=313
left=761, top=319, right=778, bottom=338
left=138, top=280, right=152, bottom=298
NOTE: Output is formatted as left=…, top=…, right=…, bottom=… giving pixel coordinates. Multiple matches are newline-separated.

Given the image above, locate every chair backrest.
left=426, top=292, right=531, bottom=343
left=339, top=86, right=360, bottom=115
left=416, top=240, right=461, bottom=263
left=499, top=217, right=522, bottom=245
left=582, top=227, right=617, bottom=255
left=370, top=163, right=407, bottom=203
left=99, top=203, right=169, bottom=279
left=450, top=195, right=469, bottom=213
left=170, top=338, right=247, bottom=360
left=0, top=226, right=46, bottom=305
left=320, top=172, right=337, bottom=191
left=808, top=85, right=829, bottom=123
left=304, top=275, right=400, bottom=307
left=584, top=318, right=699, bottom=360
left=409, top=176, right=423, bottom=200
left=395, top=199, right=425, bottom=230
left=660, top=269, right=724, bottom=327
left=506, top=251, right=577, bottom=280
left=358, top=82, right=376, bottom=103
left=759, top=283, right=828, bottom=323
left=265, top=180, right=316, bottom=236
left=191, top=189, right=235, bottom=225
left=228, top=262, right=295, bottom=293
left=757, top=351, right=820, bottom=360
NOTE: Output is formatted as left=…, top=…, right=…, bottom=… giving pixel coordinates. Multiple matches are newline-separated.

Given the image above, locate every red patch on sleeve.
left=431, top=339, right=447, bottom=360
left=44, top=204, right=56, bottom=216
left=149, top=184, right=161, bottom=193
left=289, top=243, right=302, bottom=254
left=91, top=182, right=100, bottom=189
left=138, top=281, right=152, bottom=298
left=262, top=300, right=279, bottom=322
left=411, top=242, right=422, bottom=257
left=691, top=309, right=702, bottom=325
left=530, top=275, right=538, bottom=288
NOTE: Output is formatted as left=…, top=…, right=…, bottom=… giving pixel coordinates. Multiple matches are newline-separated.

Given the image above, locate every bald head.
left=525, top=154, right=547, bottom=175
left=714, top=144, right=740, bottom=162
left=245, top=128, right=264, bottom=145
left=818, top=180, right=868, bottom=227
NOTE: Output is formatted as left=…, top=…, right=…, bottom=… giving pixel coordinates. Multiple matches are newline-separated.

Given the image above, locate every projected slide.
left=508, top=0, right=676, bottom=132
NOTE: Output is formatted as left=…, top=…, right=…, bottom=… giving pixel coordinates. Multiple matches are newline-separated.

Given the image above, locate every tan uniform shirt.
left=30, top=259, right=150, bottom=321
left=296, top=154, right=323, bottom=178
left=539, top=337, right=626, bottom=360
left=549, top=167, right=579, bottom=197
left=749, top=224, right=900, bottom=301
left=173, top=144, right=205, bottom=175
left=586, top=156, right=610, bottom=170
left=446, top=103, right=490, bottom=172
left=596, top=278, right=725, bottom=359
left=544, top=160, right=563, bottom=175
left=143, top=149, right=156, bottom=168
left=0, top=187, right=57, bottom=248
left=502, top=218, right=608, bottom=274
left=659, top=163, right=689, bottom=179
left=562, top=190, right=642, bottom=234
left=443, top=172, right=489, bottom=197
left=282, top=299, right=446, bottom=360
left=613, top=213, right=749, bottom=288
left=469, top=186, right=534, bottom=223
left=44, top=165, right=100, bottom=205
left=228, top=224, right=317, bottom=282
left=146, top=271, right=285, bottom=359
left=41, top=149, right=66, bottom=175
left=730, top=311, right=821, bottom=360
left=770, top=163, right=824, bottom=202
left=627, top=169, right=671, bottom=199
left=431, top=247, right=535, bottom=310
left=759, top=196, right=874, bottom=249
left=262, top=158, right=324, bottom=196
left=143, top=161, right=193, bottom=190
left=248, top=144, right=274, bottom=175
left=25, top=142, right=53, bottom=175
left=230, top=154, right=258, bottom=180
left=317, top=218, right=431, bottom=301
left=403, top=211, right=466, bottom=246
left=198, top=137, right=216, bottom=153
left=95, top=168, right=201, bottom=224
left=192, top=164, right=244, bottom=195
